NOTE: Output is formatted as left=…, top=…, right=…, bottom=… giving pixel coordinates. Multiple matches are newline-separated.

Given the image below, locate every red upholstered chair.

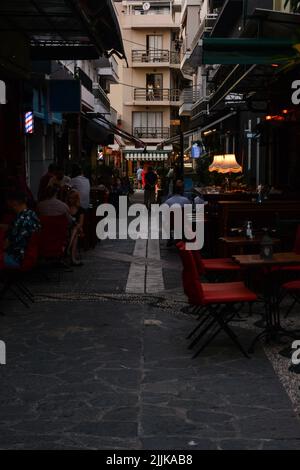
left=0, top=231, right=40, bottom=309
left=192, top=249, right=241, bottom=280
left=177, top=243, right=257, bottom=358
left=39, top=215, right=69, bottom=261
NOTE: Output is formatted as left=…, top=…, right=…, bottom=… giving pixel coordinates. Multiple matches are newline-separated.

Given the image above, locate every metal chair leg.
left=188, top=317, right=217, bottom=350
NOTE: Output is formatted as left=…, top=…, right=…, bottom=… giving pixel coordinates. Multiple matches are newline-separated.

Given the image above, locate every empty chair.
left=177, top=243, right=257, bottom=358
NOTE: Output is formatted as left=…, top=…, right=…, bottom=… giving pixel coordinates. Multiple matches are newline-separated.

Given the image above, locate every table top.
left=220, top=236, right=281, bottom=246
left=233, top=252, right=300, bottom=267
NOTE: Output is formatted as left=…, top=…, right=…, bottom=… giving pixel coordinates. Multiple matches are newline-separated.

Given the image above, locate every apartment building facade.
left=115, top=0, right=186, bottom=148
left=178, top=0, right=300, bottom=190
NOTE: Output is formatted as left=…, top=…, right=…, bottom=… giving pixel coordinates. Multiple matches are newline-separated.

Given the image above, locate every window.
left=146, top=35, right=163, bottom=51
left=146, top=73, right=163, bottom=100
left=133, top=112, right=163, bottom=137
left=146, top=35, right=165, bottom=61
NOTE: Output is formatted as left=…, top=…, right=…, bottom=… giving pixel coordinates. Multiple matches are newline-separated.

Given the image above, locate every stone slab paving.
left=0, top=239, right=300, bottom=449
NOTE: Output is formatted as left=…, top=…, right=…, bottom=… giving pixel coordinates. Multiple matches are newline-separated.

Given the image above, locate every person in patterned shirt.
left=3, top=191, right=40, bottom=268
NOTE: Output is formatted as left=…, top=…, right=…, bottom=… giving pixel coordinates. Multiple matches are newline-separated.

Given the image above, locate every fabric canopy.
left=124, top=152, right=170, bottom=162
left=201, top=38, right=296, bottom=65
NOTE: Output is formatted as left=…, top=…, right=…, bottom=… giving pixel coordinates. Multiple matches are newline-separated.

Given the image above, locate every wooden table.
left=233, top=252, right=300, bottom=267
left=233, top=253, right=300, bottom=352
left=220, top=236, right=281, bottom=257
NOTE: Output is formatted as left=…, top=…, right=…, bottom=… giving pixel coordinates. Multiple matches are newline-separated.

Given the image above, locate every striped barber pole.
left=25, top=112, right=34, bottom=134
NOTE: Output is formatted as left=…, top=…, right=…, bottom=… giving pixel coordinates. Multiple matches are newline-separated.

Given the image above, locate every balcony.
left=181, top=13, right=219, bottom=75
left=132, top=88, right=180, bottom=106
left=132, top=50, right=180, bottom=67
left=179, top=87, right=201, bottom=116
left=133, top=127, right=170, bottom=140
left=122, top=3, right=179, bottom=29
left=93, top=83, right=110, bottom=112
left=95, top=56, right=119, bottom=84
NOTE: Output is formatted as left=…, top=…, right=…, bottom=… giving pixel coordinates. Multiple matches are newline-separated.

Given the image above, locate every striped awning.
left=124, top=151, right=170, bottom=162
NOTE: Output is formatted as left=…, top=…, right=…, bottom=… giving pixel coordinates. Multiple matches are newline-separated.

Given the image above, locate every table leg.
left=249, top=269, right=300, bottom=353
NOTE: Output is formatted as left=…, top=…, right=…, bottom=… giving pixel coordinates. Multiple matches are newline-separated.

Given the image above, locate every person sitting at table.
left=70, top=164, right=91, bottom=211
left=165, top=180, right=190, bottom=208
left=165, top=181, right=190, bottom=247
left=66, top=190, right=85, bottom=267
left=2, top=191, right=40, bottom=269
left=48, top=167, right=72, bottom=202
left=37, top=186, right=72, bottom=221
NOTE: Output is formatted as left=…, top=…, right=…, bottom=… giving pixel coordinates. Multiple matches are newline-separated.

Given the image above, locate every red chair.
left=177, top=241, right=241, bottom=280
left=194, top=250, right=241, bottom=280
left=0, top=231, right=40, bottom=309
left=39, top=215, right=69, bottom=261
left=177, top=243, right=257, bottom=358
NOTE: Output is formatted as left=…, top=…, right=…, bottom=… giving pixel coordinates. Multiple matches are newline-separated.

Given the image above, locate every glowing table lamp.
left=209, top=155, right=225, bottom=173
left=218, top=154, right=243, bottom=174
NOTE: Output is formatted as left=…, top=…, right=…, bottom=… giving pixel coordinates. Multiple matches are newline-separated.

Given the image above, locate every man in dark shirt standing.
left=3, top=192, right=40, bottom=268
left=144, top=167, right=158, bottom=210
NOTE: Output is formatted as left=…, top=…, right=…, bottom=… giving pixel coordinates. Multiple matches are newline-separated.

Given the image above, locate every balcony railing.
left=93, top=83, right=110, bottom=110
left=133, top=127, right=170, bottom=139
left=134, top=88, right=180, bottom=102
left=132, top=49, right=180, bottom=65
left=180, top=87, right=201, bottom=105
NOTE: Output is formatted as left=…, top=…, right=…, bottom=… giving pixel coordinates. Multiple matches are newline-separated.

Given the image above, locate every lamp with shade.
left=209, top=154, right=243, bottom=191
left=209, top=155, right=225, bottom=173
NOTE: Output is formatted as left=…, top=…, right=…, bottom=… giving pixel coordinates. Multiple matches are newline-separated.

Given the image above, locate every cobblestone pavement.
left=0, top=233, right=300, bottom=449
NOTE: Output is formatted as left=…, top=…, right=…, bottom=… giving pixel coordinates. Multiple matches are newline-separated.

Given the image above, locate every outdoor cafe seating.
left=177, top=216, right=300, bottom=358
left=0, top=214, right=70, bottom=311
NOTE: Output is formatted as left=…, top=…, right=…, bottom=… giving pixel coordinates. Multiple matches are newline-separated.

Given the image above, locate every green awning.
left=201, top=38, right=297, bottom=65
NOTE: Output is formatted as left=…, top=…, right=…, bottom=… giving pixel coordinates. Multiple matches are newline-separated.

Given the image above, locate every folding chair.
left=177, top=243, right=257, bottom=358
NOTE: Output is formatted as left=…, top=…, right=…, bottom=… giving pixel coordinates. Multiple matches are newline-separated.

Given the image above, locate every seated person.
left=3, top=191, right=41, bottom=268
left=165, top=180, right=190, bottom=208
left=66, top=190, right=85, bottom=267
left=48, top=167, right=72, bottom=202
left=164, top=181, right=191, bottom=247
left=37, top=186, right=72, bottom=222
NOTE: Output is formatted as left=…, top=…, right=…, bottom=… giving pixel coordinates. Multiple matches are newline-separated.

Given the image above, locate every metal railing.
left=132, top=49, right=180, bottom=64
left=93, top=83, right=110, bottom=110
left=133, top=127, right=170, bottom=139
left=180, top=87, right=202, bottom=105
left=134, top=88, right=180, bottom=102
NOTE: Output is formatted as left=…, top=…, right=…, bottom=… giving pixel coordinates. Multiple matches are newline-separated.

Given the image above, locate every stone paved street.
left=0, top=234, right=300, bottom=450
